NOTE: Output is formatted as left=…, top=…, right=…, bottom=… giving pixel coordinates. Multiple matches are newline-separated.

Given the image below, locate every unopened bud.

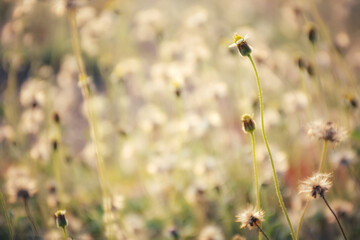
left=241, top=114, right=256, bottom=133
left=308, top=25, right=317, bottom=44
left=54, top=210, right=67, bottom=229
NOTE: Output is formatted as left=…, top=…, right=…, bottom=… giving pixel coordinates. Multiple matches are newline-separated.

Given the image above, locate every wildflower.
left=298, top=173, right=332, bottom=199
left=54, top=210, right=68, bottom=229
left=297, top=56, right=306, bottom=69
left=306, top=63, right=315, bottom=76
left=330, top=149, right=356, bottom=168
left=241, top=114, right=256, bottom=133
left=236, top=206, right=265, bottom=230
left=55, top=210, right=69, bottom=238
left=232, top=234, right=246, bottom=240
left=344, top=93, right=358, bottom=109
left=307, top=24, right=317, bottom=44
left=198, top=225, right=224, bottom=240
left=5, top=166, right=39, bottom=236
left=298, top=173, right=348, bottom=239
left=4, top=166, right=37, bottom=203
left=307, top=121, right=347, bottom=144
left=53, top=112, right=61, bottom=124
left=229, top=34, right=252, bottom=57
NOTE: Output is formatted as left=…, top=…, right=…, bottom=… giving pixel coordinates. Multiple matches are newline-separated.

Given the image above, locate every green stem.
left=248, top=55, right=295, bottom=240
left=23, top=199, right=39, bottom=238
left=0, top=191, right=14, bottom=240
left=250, top=132, right=262, bottom=240
left=319, top=140, right=328, bottom=172
left=62, top=227, right=68, bottom=239
left=296, top=199, right=310, bottom=240
left=250, top=132, right=261, bottom=211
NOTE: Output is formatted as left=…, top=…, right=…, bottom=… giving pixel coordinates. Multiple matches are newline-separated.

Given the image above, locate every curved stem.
left=296, top=199, right=310, bottom=240
left=254, top=221, right=270, bottom=240
left=250, top=132, right=262, bottom=240
left=319, top=140, right=328, bottom=172
left=23, top=199, right=39, bottom=238
left=248, top=55, right=295, bottom=240
left=321, top=195, right=347, bottom=240
left=0, top=191, right=14, bottom=240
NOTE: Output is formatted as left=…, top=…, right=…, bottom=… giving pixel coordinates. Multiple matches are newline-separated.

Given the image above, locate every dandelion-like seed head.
left=229, top=33, right=252, bottom=56
left=235, top=205, right=265, bottom=230
left=299, top=173, right=332, bottom=199
left=307, top=121, right=347, bottom=144
left=5, top=166, right=38, bottom=203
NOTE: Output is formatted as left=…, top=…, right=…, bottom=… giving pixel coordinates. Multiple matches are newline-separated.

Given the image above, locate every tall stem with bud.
left=248, top=55, right=295, bottom=240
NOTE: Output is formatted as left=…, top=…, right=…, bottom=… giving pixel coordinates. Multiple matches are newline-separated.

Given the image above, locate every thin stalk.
left=250, top=132, right=261, bottom=240
left=23, top=199, right=39, bottom=238
left=299, top=69, right=313, bottom=119
left=254, top=221, right=270, bottom=240
left=319, top=140, right=328, bottom=172
left=296, top=140, right=328, bottom=239
left=62, top=227, right=68, bottom=239
left=0, top=190, right=14, bottom=240
left=250, top=132, right=261, bottom=212
left=248, top=55, right=295, bottom=240
left=321, top=195, right=347, bottom=240
left=67, top=7, right=112, bottom=239
left=296, top=199, right=310, bottom=240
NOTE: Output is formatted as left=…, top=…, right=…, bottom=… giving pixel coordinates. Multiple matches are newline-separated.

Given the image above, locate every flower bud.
left=229, top=34, right=252, bottom=57
left=307, top=25, right=317, bottom=44
left=241, top=114, right=256, bottom=133
left=54, top=210, right=68, bottom=229
left=53, top=112, right=60, bottom=124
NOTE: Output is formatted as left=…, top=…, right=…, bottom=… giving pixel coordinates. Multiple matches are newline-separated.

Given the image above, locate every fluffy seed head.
left=235, top=205, right=265, bottom=230
left=307, top=121, right=347, bottom=144
left=4, top=166, right=38, bottom=203
left=299, top=173, right=332, bottom=199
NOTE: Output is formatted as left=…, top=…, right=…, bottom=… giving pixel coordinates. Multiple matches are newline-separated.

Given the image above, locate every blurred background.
left=0, top=0, right=360, bottom=239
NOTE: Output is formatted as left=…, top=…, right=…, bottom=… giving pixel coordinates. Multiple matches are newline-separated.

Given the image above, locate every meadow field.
left=0, top=0, right=360, bottom=239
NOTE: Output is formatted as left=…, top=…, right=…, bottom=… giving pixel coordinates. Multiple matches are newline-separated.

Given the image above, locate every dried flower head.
left=235, top=205, right=265, bottom=230
left=299, top=173, right=332, bottom=199
left=330, top=149, right=357, bottom=168
left=198, top=225, right=224, bottom=240
left=241, top=114, right=256, bottom=133
left=307, top=121, right=347, bottom=144
left=229, top=34, right=252, bottom=57
left=54, top=210, right=68, bottom=229
left=4, top=166, right=38, bottom=203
